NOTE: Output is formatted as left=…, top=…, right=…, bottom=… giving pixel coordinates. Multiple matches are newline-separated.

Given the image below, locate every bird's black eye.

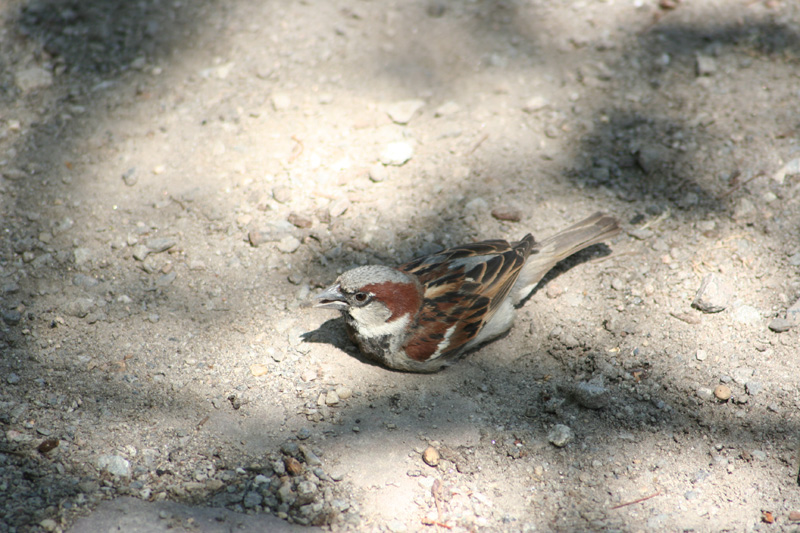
left=354, top=292, right=369, bottom=303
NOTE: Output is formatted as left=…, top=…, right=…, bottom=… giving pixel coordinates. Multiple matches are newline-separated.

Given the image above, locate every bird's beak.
left=314, top=283, right=349, bottom=311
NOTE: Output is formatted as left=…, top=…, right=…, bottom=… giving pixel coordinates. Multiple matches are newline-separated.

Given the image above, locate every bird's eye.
left=354, top=292, right=369, bottom=303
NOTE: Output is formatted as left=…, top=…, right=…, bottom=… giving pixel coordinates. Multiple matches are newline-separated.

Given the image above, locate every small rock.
left=368, top=163, right=388, bottom=182
left=522, top=96, right=548, bottom=113
left=610, top=278, right=626, bottom=291
left=288, top=212, right=313, bottom=229
left=691, top=273, right=730, bottom=313
left=788, top=510, right=800, bottom=522
left=788, top=252, right=800, bottom=266
left=97, top=454, right=131, bottom=477
left=273, top=186, right=292, bottom=204
left=297, top=427, right=312, bottom=440
left=73, top=247, right=94, bottom=267
left=248, top=229, right=270, bottom=247
left=329, top=197, right=351, bottom=217
left=695, top=349, right=708, bottom=361
left=491, top=207, right=522, bottom=222
left=569, top=381, right=609, bottom=410
left=65, top=298, right=95, bottom=318
left=146, top=237, right=177, bottom=253
left=769, top=317, right=793, bottom=333
left=122, top=167, right=138, bottom=186
left=277, top=235, right=301, bottom=254
left=325, top=390, right=340, bottom=406
left=696, top=387, right=714, bottom=401
left=713, top=385, right=731, bottom=401
left=296, top=480, right=318, bottom=504
left=422, top=446, right=440, bottom=467
left=380, top=142, right=414, bottom=166
left=132, top=244, right=150, bottom=261
left=39, top=519, right=58, bottom=532
left=15, top=66, right=53, bottom=92
left=745, top=381, right=762, bottom=396
left=6, top=372, right=21, bottom=384
left=751, top=450, right=767, bottom=461
left=243, top=491, right=262, bottom=509
left=386, top=99, right=425, bottom=124
left=696, top=55, right=717, bottom=76
left=732, top=305, right=760, bottom=325
left=548, top=424, right=573, bottom=447
left=155, top=272, right=176, bottom=287
left=2, top=310, right=22, bottom=326
left=73, top=274, right=99, bottom=288
left=250, top=364, right=269, bottom=377
left=773, top=158, right=800, bottom=184
left=434, top=101, right=460, bottom=117
left=335, top=385, right=353, bottom=400
left=271, top=93, right=291, bottom=111
left=299, top=445, right=322, bottom=466
left=732, top=197, right=756, bottom=223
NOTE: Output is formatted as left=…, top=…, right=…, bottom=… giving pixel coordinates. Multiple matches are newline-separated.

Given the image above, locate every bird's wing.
left=397, top=235, right=535, bottom=362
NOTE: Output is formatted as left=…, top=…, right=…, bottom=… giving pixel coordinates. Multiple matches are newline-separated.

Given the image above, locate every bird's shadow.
left=301, top=316, right=388, bottom=369
left=519, top=242, right=615, bottom=306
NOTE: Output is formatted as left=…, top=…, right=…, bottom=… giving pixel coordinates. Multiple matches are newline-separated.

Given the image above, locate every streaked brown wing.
left=398, top=235, right=536, bottom=361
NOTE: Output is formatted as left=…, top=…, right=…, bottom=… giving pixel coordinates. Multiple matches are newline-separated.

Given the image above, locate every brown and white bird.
left=315, top=212, right=620, bottom=373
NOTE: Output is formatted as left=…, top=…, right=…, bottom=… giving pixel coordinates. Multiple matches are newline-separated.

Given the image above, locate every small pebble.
left=385, top=99, right=425, bottom=125
left=335, top=385, right=353, bottom=400
left=271, top=93, right=291, bottom=111
left=380, top=142, right=414, bottom=166
left=288, top=212, right=312, bottom=229
left=325, top=390, right=340, bottom=406
left=250, top=364, right=269, bottom=377
left=490, top=207, right=522, bottom=222
left=696, top=387, right=714, bottom=401
left=368, top=163, right=388, bottom=182
left=713, top=385, right=731, bottom=401
left=745, top=381, right=762, bottom=396
left=547, top=424, right=573, bottom=447
left=788, top=510, right=800, bottom=522
left=277, top=235, right=301, bottom=254
left=695, top=349, right=708, bottom=361
left=422, top=446, right=440, bottom=467
left=522, top=96, right=548, bottom=113
left=692, top=273, right=730, bottom=313
left=768, top=317, right=793, bottom=333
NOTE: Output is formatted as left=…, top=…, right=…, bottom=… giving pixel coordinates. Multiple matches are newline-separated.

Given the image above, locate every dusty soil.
left=1, top=0, right=800, bottom=531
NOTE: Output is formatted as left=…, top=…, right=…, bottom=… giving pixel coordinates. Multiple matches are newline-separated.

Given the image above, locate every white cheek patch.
left=350, top=305, right=411, bottom=338
left=428, top=324, right=457, bottom=360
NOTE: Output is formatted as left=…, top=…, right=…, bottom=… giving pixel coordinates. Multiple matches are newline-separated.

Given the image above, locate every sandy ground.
left=1, top=0, right=800, bottom=531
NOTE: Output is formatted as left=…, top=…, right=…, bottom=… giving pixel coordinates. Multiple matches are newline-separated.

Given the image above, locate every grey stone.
left=65, top=298, right=95, bottom=318
left=146, top=238, right=177, bottom=253
left=15, top=66, right=53, bottom=92
left=277, top=235, right=301, bottom=254
left=768, top=317, right=793, bottom=333
left=691, top=273, right=730, bottom=313
left=696, top=55, right=717, bottom=76
left=242, top=491, right=262, bottom=509
left=97, top=454, right=131, bottom=477
left=386, top=99, right=425, bottom=124
left=547, top=424, right=573, bottom=447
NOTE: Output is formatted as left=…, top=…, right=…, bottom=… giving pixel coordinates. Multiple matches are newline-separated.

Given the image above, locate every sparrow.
left=315, top=212, right=620, bottom=373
